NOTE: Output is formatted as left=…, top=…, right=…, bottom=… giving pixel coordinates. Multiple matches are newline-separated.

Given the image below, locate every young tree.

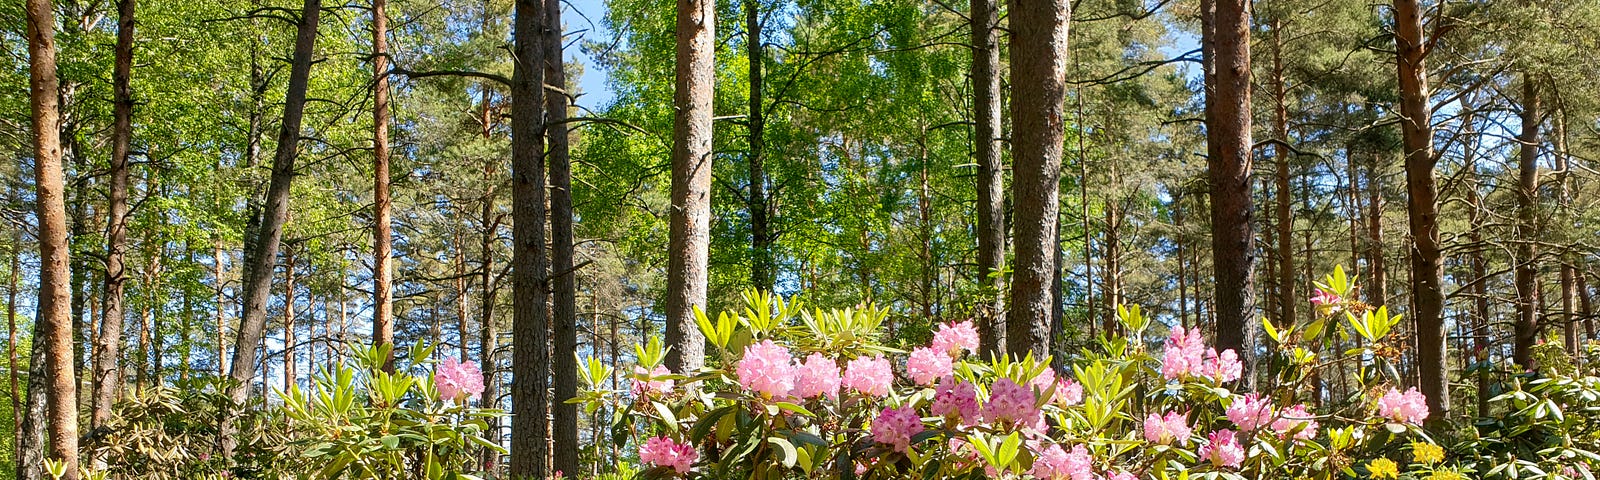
left=972, top=0, right=1006, bottom=357
left=746, top=0, right=773, bottom=292
left=509, top=0, right=549, bottom=476
left=222, top=0, right=322, bottom=455
left=1513, top=78, right=1540, bottom=368
left=24, top=0, right=81, bottom=476
left=1392, top=0, right=1448, bottom=420
left=665, top=0, right=715, bottom=373
left=1005, top=0, right=1069, bottom=358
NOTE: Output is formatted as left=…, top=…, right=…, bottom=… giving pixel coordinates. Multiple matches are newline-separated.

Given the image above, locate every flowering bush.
left=574, top=271, right=1537, bottom=479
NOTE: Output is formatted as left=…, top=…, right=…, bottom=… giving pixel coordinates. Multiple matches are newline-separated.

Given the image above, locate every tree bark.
left=1366, top=153, right=1387, bottom=306
left=546, top=0, right=579, bottom=474
left=1005, top=0, right=1069, bottom=358
left=971, top=0, right=1005, bottom=358
left=215, top=240, right=227, bottom=379
left=222, top=0, right=320, bottom=455
left=1204, top=0, right=1255, bottom=357
left=478, top=113, right=502, bottom=472
left=283, top=247, right=296, bottom=391
left=91, top=0, right=136, bottom=437
left=1513, top=77, right=1540, bottom=368
left=1393, top=0, right=1448, bottom=421
left=747, top=0, right=774, bottom=292
left=1270, top=18, right=1294, bottom=327
left=25, top=0, right=80, bottom=474
left=371, top=0, right=396, bottom=373
left=509, top=0, right=550, bottom=476
left=666, top=0, right=715, bottom=373
left=16, top=317, right=49, bottom=480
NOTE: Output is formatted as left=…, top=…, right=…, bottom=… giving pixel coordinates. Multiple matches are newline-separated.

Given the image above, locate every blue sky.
left=566, top=0, right=615, bottom=112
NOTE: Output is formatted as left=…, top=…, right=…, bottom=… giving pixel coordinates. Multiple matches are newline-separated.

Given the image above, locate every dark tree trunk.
left=17, top=318, right=49, bottom=480
left=221, top=0, right=320, bottom=455
left=1005, top=0, right=1069, bottom=358
left=747, top=0, right=774, bottom=292
left=666, top=0, right=714, bottom=373
left=1366, top=153, right=1387, bottom=305
left=283, top=247, right=296, bottom=390
left=972, top=0, right=1005, bottom=357
left=372, top=0, right=396, bottom=373
left=25, top=0, right=80, bottom=475
left=1393, top=0, right=1448, bottom=421
left=1513, top=78, right=1540, bottom=368
left=546, top=0, right=579, bottom=474
left=91, top=0, right=136, bottom=435
left=1204, top=0, right=1255, bottom=357
left=509, top=0, right=550, bottom=476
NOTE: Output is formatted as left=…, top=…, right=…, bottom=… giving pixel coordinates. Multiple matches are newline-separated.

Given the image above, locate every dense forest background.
left=2, top=0, right=1600, bottom=477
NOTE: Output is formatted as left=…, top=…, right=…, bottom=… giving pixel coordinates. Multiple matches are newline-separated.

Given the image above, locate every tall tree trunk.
left=971, top=0, right=1005, bottom=357
left=478, top=134, right=502, bottom=472
left=91, top=0, right=136, bottom=436
left=1271, top=18, right=1294, bottom=327
left=24, top=0, right=80, bottom=475
left=1367, top=153, right=1387, bottom=305
left=215, top=240, right=227, bottom=379
left=1204, top=0, right=1255, bottom=357
left=1556, top=115, right=1575, bottom=353
left=371, top=0, right=396, bottom=373
left=17, top=318, right=49, bottom=480
left=747, top=0, right=774, bottom=292
left=665, top=0, right=714, bottom=373
left=1513, top=77, right=1540, bottom=368
left=1005, top=0, right=1069, bottom=358
left=509, top=0, right=549, bottom=476
left=456, top=233, right=470, bottom=360
left=1393, top=0, right=1448, bottom=421
left=221, top=0, right=320, bottom=455
left=546, top=0, right=580, bottom=474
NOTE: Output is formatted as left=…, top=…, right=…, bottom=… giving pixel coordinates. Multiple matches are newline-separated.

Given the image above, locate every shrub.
left=574, top=271, right=1495, bottom=479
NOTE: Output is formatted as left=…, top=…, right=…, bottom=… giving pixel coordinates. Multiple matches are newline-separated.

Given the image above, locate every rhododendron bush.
left=570, top=271, right=1577, bottom=479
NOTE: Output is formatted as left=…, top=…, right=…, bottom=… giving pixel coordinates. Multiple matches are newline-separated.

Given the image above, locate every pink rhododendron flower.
left=1199, top=429, right=1245, bottom=469
left=639, top=436, right=698, bottom=474
left=1200, top=348, right=1243, bottom=383
left=736, top=340, right=797, bottom=398
left=1029, top=367, right=1056, bottom=393
left=843, top=354, right=893, bottom=397
left=630, top=365, right=675, bottom=398
left=1055, top=378, right=1084, bottom=407
left=1378, top=387, right=1429, bottom=425
left=983, top=378, right=1040, bottom=426
left=435, top=357, right=486, bottom=403
left=1143, top=411, right=1192, bottom=445
left=930, top=320, right=980, bottom=357
left=1107, top=472, right=1137, bottom=480
left=1271, top=404, right=1319, bottom=440
left=1310, top=289, right=1341, bottom=307
left=792, top=352, right=842, bottom=400
left=1225, top=393, right=1274, bottom=431
left=870, top=405, right=925, bottom=453
left=1030, top=443, right=1094, bottom=480
left=1161, top=326, right=1208, bottom=380
left=906, top=347, right=953, bottom=385
left=930, top=376, right=980, bottom=424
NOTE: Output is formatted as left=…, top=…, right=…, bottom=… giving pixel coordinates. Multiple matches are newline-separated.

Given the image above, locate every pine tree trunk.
left=747, top=0, right=774, bottom=292
left=666, top=0, right=714, bottom=373
left=546, top=0, right=580, bottom=473
left=222, top=0, right=320, bottom=455
left=24, top=0, right=80, bottom=474
left=1513, top=78, right=1540, bottom=368
left=1393, top=0, right=1448, bottom=421
left=478, top=138, right=502, bottom=472
left=371, top=0, right=396, bottom=373
left=971, top=0, right=1005, bottom=357
left=283, top=248, right=296, bottom=391
left=91, top=0, right=136, bottom=436
left=16, top=317, right=48, bottom=480
left=509, top=0, right=550, bottom=475
left=1271, top=19, right=1295, bottom=327
left=1204, top=0, right=1255, bottom=357
left=1005, top=0, right=1069, bottom=358
left=1367, top=153, right=1387, bottom=305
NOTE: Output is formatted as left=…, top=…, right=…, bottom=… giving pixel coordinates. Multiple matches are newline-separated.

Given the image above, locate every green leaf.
left=769, top=436, right=798, bottom=468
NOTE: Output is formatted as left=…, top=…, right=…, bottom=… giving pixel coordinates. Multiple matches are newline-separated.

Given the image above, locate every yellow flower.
left=1426, top=470, right=1465, bottom=480
left=1412, top=441, right=1445, bottom=464
left=1367, top=458, right=1400, bottom=480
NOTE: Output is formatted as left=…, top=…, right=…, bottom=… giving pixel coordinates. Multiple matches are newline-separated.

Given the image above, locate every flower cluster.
left=1226, top=393, right=1274, bottom=432
left=1143, top=411, right=1193, bottom=445
left=736, top=340, right=798, bottom=398
left=793, top=352, right=842, bottom=400
left=983, top=377, right=1041, bottom=426
left=1272, top=404, right=1319, bottom=441
left=630, top=365, right=674, bottom=398
left=930, top=376, right=979, bottom=424
left=1029, top=443, right=1093, bottom=480
left=931, top=320, right=980, bottom=357
left=1378, top=387, right=1430, bottom=425
left=640, top=436, right=698, bottom=474
left=870, top=405, right=925, bottom=452
left=1199, top=429, right=1246, bottom=469
left=434, top=357, right=486, bottom=403
left=906, top=347, right=954, bottom=385
left=844, top=354, right=894, bottom=397
left=1161, top=327, right=1242, bottom=383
